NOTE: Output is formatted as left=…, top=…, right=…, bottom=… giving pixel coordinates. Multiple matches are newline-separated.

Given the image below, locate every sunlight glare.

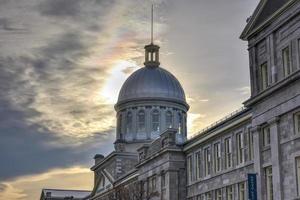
left=101, top=60, right=139, bottom=104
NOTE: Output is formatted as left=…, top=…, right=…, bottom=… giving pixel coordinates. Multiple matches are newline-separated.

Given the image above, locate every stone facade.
left=41, top=1, right=300, bottom=200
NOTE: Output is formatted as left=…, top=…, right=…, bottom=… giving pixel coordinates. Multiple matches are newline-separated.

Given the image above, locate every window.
left=166, top=111, right=173, bottom=128
left=126, top=112, right=132, bottom=134
left=178, top=113, right=183, bottom=134
left=298, top=39, right=300, bottom=70
left=195, top=151, right=201, bottom=180
left=265, top=166, right=273, bottom=200
left=118, top=114, right=123, bottom=139
left=204, top=147, right=211, bottom=176
left=147, top=176, right=156, bottom=195
left=248, top=127, right=254, bottom=161
left=152, top=110, right=160, bottom=132
left=214, top=143, right=221, bottom=172
left=226, top=185, right=234, bottom=200
left=225, top=137, right=232, bottom=169
left=294, top=112, right=300, bottom=135
left=161, top=173, right=166, bottom=188
left=262, top=126, right=271, bottom=147
left=187, top=156, right=193, bottom=183
left=236, top=132, right=244, bottom=164
left=282, top=47, right=292, bottom=77
left=204, top=192, right=212, bottom=200
left=261, top=62, right=269, bottom=90
left=296, top=157, right=300, bottom=196
left=161, top=173, right=166, bottom=200
left=238, top=182, right=246, bottom=200
left=215, top=189, right=222, bottom=200
left=138, top=110, right=145, bottom=132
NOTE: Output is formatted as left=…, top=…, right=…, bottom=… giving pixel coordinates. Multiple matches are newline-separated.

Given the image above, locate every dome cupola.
left=114, top=6, right=189, bottom=152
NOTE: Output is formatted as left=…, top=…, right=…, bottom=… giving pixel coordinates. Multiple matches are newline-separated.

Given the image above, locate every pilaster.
left=268, top=117, right=282, bottom=200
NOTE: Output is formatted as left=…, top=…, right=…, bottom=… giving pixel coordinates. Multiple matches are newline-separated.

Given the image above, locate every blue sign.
left=248, top=173, right=257, bottom=200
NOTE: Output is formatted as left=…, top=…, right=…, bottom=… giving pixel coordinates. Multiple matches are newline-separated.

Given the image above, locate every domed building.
left=41, top=2, right=300, bottom=200
left=114, top=43, right=189, bottom=152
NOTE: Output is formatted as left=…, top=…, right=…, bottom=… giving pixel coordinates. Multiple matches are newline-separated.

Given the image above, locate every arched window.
left=126, top=112, right=132, bottom=133
left=117, top=114, right=122, bottom=138
left=152, top=110, right=160, bottom=132
left=178, top=112, right=183, bottom=134
left=138, top=110, right=145, bottom=132
left=166, top=111, right=173, bottom=128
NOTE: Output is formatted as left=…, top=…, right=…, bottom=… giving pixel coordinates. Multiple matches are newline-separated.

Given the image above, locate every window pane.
left=261, top=62, right=269, bottom=90
left=283, top=47, right=292, bottom=76
left=178, top=113, right=183, bottom=134
left=138, top=110, right=145, bottom=132
left=263, top=126, right=271, bottom=147
left=296, top=157, right=300, bottom=196
left=152, top=110, right=160, bottom=132
left=204, top=147, right=211, bottom=176
left=166, top=111, right=173, bottom=128
left=295, top=113, right=300, bottom=135
left=195, top=152, right=201, bottom=180
left=126, top=112, right=132, bottom=133
left=238, top=182, right=246, bottom=200
left=265, top=166, right=273, bottom=200
left=225, top=138, right=232, bottom=168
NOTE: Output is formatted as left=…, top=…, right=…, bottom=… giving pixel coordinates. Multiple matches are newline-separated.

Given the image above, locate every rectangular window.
left=248, top=127, right=254, bottom=161
left=205, top=192, right=212, bottom=200
left=296, top=157, right=300, bottom=196
left=161, top=173, right=165, bottom=188
left=204, top=147, right=211, bottom=176
left=187, top=156, right=193, bottom=183
left=236, top=132, right=244, bottom=164
left=226, top=185, right=234, bottom=200
left=215, top=189, right=222, bottom=200
left=283, top=47, right=292, bottom=77
left=294, top=112, right=300, bottom=135
left=261, top=62, right=269, bottom=90
left=298, top=39, right=300, bottom=70
left=238, top=182, right=246, bottom=200
left=262, top=126, right=271, bottom=147
left=151, top=176, right=156, bottom=192
left=225, top=137, right=232, bottom=169
left=265, top=166, right=273, bottom=200
left=195, top=151, right=201, bottom=180
left=214, top=143, right=221, bottom=172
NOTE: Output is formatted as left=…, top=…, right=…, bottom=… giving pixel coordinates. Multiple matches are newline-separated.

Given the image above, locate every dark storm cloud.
left=0, top=0, right=118, bottom=182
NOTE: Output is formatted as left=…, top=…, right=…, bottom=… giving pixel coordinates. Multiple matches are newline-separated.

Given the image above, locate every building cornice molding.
left=244, top=70, right=300, bottom=107
left=240, top=0, right=297, bottom=41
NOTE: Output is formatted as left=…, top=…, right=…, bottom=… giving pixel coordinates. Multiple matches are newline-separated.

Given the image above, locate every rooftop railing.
left=189, top=106, right=248, bottom=140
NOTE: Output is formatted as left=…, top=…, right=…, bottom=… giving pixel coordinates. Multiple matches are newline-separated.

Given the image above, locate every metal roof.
left=116, top=66, right=188, bottom=107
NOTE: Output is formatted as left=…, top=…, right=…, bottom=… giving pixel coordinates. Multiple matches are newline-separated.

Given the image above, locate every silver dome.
left=116, top=66, right=188, bottom=107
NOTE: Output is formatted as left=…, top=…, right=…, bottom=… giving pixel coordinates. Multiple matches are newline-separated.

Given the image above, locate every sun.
left=101, top=60, right=139, bottom=104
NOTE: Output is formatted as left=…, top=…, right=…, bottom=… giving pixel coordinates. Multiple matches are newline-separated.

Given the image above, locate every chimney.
left=93, top=154, right=104, bottom=164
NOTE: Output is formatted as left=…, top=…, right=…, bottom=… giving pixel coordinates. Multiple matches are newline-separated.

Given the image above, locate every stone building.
left=41, top=0, right=300, bottom=199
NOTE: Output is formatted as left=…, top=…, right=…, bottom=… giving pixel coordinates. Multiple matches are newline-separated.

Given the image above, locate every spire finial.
left=144, top=4, right=160, bottom=68
left=151, top=4, right=154, bottom=44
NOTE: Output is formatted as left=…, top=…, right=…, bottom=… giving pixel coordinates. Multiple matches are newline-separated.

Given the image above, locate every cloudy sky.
left=0, top=0, right=259, bottom=199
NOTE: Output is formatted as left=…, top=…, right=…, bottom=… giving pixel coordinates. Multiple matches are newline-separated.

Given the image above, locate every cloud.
left=0, top=166, right=93, bottom=200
